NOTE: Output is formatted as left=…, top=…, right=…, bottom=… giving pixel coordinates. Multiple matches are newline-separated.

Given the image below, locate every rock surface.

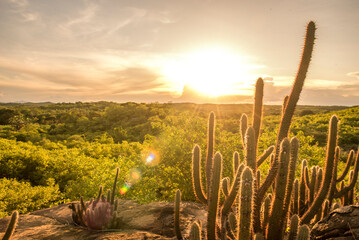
left=0, top=200, right=207, bottom=240
left=311, top=205, right=359, bottom=240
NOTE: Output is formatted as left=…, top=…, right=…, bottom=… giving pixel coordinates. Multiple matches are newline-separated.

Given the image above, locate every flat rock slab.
left=0, top=200, right=207, bottom=240
left=311, top=205, right=359, bottom=240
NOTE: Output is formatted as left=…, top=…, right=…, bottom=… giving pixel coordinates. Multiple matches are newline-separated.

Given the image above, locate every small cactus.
left=2, top=211, right=19, bottom=240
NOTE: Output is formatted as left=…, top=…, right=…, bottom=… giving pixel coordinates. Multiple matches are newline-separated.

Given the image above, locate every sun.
left=162, top=47, right=251, bottom=97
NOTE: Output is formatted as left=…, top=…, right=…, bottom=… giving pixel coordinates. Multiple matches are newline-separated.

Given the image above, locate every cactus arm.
left=288, top=214, right=299, bottom=240
left=282, top=137, right=299, bottom=222
left=257, top=145, right=275, bottom=167
left=328, top=147, right=340, bottom=205
left=206, top=112, right=215, bottom=196
left=297, top=225, right=310, bottom=240
left=233, top=151, right=240, bottom=177
left=261, top=194, right=272, bottom=234
left=304, top=166, right=310, bottom=189
left=253, top=154, right=277, bottom=233
left=299, top=160, right=308, bottom=216
left=334, top=149, right=359, bottom=198
left=222, top=177, right=230, bottom=198
left=252, top=77, right=264, bottom=144
left=189, top=221, right=201, bottom=240
left=309, top=166, right=317, bottom=204
left=348, top=170, right=355, bottom=204
left=221, top=164, right=245, bottom=217
left=337, top=150, right=354, bottom=182
left=314, top=167, right=323, bottom=197
left=276, top=21, right=315, bottom=143
left=245, top=127, right=257, bottom=173
left=237, top=167, right=254, bottom=240
left=293, top=179, right=299, bottom=215
left=111, top=167, right=119, bottom=205
left=228, top=212, right=237, bottom=238
left=97, top=186, right=103, bottom=201
left=2, top=211, right=19, bottom=240
left=192, top=145, right=207, bottom=204
left=240, top=113, right=248, bottom=149
left=301, top=115, right=338, bottom=224
left=322, top=199, right=330, bottom=217
left=266, top=138, right=290, bottom=240
left=207, top=152, right=222, bottom=240
left=174, top=189, right=183, bottom=240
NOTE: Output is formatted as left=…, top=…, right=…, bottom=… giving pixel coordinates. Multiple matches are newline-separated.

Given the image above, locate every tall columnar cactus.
left=237, top=167, right=254, bottom=240
left=301, top=116, right=338, bottom=224
left=1, top=211, right=19, bottom=240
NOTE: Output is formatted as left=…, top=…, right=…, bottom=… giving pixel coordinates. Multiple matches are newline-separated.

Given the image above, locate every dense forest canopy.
left=0, top=102, right=358, bottom=217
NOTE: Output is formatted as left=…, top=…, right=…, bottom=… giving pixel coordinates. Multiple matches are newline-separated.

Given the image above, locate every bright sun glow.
left=162, top=47, right=252, bottom=97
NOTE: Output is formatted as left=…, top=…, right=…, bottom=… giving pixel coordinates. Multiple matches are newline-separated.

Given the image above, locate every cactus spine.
left=2, top=211, right=19, bottom=240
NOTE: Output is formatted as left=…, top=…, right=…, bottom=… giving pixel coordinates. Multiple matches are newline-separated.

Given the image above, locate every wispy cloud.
left=347, top=71, right=359, bottom=80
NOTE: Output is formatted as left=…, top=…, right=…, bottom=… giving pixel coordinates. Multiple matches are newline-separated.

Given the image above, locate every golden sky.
left=0, top=0, right=358, bottom=105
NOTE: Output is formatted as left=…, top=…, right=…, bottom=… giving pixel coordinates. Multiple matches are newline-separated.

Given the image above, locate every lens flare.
left=128, top=168, right=142, bottom=184
left=119, top=182, right=132, bottom=195
left=141, top=148, right=160, bottom=166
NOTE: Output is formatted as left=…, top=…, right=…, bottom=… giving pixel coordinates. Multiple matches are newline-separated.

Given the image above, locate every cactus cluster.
left=174, top=21, right=359, bottom=240
left=1, top=211, right=19, bottom=240
left=69, top=167, right=122, bottom=230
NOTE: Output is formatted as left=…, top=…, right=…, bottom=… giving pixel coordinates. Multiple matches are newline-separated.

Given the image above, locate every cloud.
left=347, top=71, right=359, bottom=79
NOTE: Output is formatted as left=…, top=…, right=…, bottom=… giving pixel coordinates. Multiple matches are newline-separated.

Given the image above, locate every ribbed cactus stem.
left=262, top=194, right=271, bottom=233
left=337, top=150, right=354, bottom=182
left=245, top=127, right=257, bottom=173
left=2, top=211, right=19, bottom=240
left=228, top=212, right=237, bottom=237
left=97, top=185, right=103, bottom=201
left=240, top=113, right=248, bottom=148
left=233, top=151, right=240, bottom=177
left=189, top=221, right=201, bottom=240
left=328, top=147, right=340, bottom=206
left=252, top=77, right=264, bottom=144
left=206, top=112, right=215, bottom=196
left=222, top=177, right=230, bottom=198
left=288, top=214, right=299, bottom=240
left=299, top=159, right=308, bottom=216
left=111, top=167, right=119, bottom=205
left=192, top=144, right=207, bottom=204
left=107, top=189, right=111, bottom=203
left=297, top=225, right=310, bottom=240
left=322, top=199, right=330, bottom=217
left=276, top=21, right=315, bottom=144
left=282, top=137, right=299, bottom=223
left=301, top=115, right=338, bottom=224
left=237, top=167, right=253, bottom=240
left=348, top=170, right=355, bottom=204
left=293, top=179, right=299, bottom=215
left=174, top=189, right=183, bottom=240
left=207, top=152, right=222, bottom=240
left=314, top=167, right=323, bottom=198
left=309, top=166, right=317, bottom=204
left=266, top=138, right=290, bottom=240
left=221, top=164, right=244, bottom=217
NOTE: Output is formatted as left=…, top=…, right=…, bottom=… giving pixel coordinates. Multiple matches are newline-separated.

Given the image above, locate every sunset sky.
left=0, top=0, right=358, bottom=105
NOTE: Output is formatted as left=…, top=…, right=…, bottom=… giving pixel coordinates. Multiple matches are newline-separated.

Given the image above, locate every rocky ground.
left=0, top=200, right=207, bottom=240
left=2, top=200, right=359, bottom=240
